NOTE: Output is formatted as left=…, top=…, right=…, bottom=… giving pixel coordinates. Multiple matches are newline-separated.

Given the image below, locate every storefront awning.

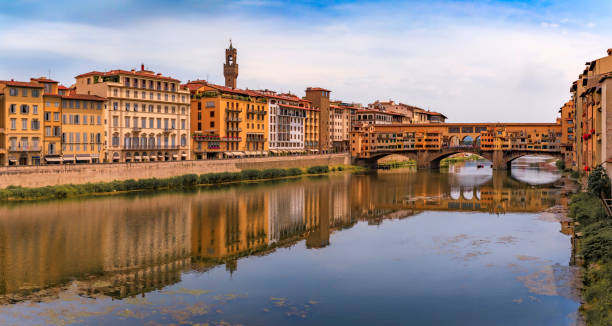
left=223, top=152, right=234, bottom=157
left=233, top=152, right=245, bottom=157
left=172, top=154, right=178, bottom=158
left=45, top=157, right=63, bottom=162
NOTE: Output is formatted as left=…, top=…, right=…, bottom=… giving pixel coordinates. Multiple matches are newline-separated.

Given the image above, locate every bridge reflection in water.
left=0, top=169, right=561, bottom=305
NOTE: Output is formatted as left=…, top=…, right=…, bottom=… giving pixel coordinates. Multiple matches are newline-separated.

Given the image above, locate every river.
left=0, top=157, right=580, bottom=325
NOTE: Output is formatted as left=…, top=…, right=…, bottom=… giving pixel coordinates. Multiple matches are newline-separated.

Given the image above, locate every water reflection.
left=0, top=166, right=571, bottom=325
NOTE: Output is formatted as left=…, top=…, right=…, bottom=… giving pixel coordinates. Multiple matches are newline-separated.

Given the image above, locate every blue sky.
left=1, top=0, right=611, bottom=122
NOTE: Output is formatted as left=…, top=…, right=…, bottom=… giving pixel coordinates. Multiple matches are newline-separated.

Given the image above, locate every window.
left=10, top=118, right=16, bottom=130
left=20, top=104, right=29, bottom=114
left=9, top=88, right=17, bottom=96
left=21, top=118, right=28, bottom=130
left=149, top=118, right=154, bottom=128
left=112, top=116, right=119, bottom=127
left=148, top=105, right=153, bottom=112
left=134, top=103, right=139, bottom=112
left=9, top=104, right=16, bottom=114
left=181, top=119, right=186, bottom=129
left=125, top=103, right=130, bottom=111
left=125, top=117, right=130, bottom=128
left=31, top=119, right=40, bottom=130
left=157, top=118, right=161, bottom=128
left=113, top=89, right=118, bottom=96
left=44, top=112, right=51, bottom=121
left=210, top=121, right=214, bottom=128
left=97, top=116, right=101, bottom=125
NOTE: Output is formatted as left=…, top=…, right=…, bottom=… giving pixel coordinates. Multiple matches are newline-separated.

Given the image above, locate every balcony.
left=125, top=145, right=181, bottom=150
left=9, top=146, right=41, bottom=152
left=222, top=137, right=242, bottom=142
left=163, top=127, right=176, bottom=133
left=227, top=127, right=242, bottom=132
left=225, top=116, right=242, bottom=122
left=226, top=108, right=241, bottom=113
left=132, top=127, right=142, bottom=133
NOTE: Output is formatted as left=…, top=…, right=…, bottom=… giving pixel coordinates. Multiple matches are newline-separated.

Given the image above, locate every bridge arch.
left=425, top=149, right=492, bottom=169
left=502, top=152, right=563, bottom=170
left=461, top=135, right=474, bottom=146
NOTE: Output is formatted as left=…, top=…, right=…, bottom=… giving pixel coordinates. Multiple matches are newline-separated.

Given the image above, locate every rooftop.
left=76, top=67, right=181, bottom=82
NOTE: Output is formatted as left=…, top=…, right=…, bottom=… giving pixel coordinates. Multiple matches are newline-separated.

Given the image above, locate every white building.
left=257, top=91, right=307, bottom=155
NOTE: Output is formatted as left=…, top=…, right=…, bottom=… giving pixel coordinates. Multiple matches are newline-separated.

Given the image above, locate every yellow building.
left=60, top=94, right=106, bottom=163
left=34, top=78, right=63, bottom=163
left=304, top=101, right=320, bottom=152
left=186, top=81, right=269, bottom=159
left=0, top=80, right=44, bottom=166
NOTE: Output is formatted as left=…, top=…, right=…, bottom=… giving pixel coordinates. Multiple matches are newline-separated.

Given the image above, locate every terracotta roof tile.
left=61, top=94, right=106, bottom=101
left=0, top=80, right=44, bottom=88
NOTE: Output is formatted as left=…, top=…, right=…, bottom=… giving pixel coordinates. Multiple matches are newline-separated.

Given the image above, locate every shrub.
left=568, top=192, right=607, bottom=225
left=286, top=168, right=303, bottom=176
left=570, top=170, right=582, bottom=179
left=555, top=159, right=565, bottom=171
left=241, top=169, right=261, bottom=180
left=182, top=174, right=199, bottom=187
left=588, top=165, right=611, bottom=198
left=307, top=165, right=329, bottom=174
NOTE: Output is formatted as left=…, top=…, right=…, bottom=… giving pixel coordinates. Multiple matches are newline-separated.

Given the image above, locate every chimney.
left=608, top=48, right=612, bottom=56
left=141, top=63, right=145, bottom=71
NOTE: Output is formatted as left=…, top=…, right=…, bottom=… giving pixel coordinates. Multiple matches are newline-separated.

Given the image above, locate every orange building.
left=185, top=81, right=269, bottom=159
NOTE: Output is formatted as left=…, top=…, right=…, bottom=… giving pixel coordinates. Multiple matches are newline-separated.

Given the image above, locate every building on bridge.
left=350, top=122, right=564, bottom=169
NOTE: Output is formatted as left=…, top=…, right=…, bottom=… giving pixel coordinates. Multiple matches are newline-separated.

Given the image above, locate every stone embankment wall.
left=0, top=154, right=350, bottom=188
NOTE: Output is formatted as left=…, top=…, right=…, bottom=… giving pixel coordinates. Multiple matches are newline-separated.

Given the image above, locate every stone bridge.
left=349, top=122, right=564, bottom=170
left=359, top=147, right=563, bottom=170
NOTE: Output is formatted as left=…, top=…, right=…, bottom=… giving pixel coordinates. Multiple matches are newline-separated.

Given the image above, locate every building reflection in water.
left=0, top=170, right=560, bottom=305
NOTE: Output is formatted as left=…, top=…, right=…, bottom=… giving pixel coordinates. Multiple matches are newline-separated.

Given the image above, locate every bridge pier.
left=492, top=150, right=507, bottom=170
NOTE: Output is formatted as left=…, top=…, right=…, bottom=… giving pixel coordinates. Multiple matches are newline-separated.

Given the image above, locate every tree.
left=588, top=165, right=612, bottom=198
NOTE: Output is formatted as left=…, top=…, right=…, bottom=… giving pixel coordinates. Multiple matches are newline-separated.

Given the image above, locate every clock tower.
left=223, top=40, right=238, bottom=89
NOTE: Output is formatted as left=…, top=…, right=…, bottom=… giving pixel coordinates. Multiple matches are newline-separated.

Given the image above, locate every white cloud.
left=0, top=3, right=610, bottom=123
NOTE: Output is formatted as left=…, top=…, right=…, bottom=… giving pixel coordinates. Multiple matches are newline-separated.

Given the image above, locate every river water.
left=0, top=158, right=580, bottom=325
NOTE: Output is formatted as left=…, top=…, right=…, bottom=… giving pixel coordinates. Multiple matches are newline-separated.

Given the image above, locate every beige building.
left=74, top=65, right=191, bottom=162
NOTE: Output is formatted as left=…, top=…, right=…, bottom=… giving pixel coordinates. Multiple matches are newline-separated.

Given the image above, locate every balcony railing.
left=222, top=137, right=242, bottom=142
left=132, top=127, right=142, bottom=132
left=227, top=127, right=242, bottom=132
left=124, top=145, right=181, bottom=150
left=226, top=108, right=241, bottom=113
left=225, top=116, right=242, bottom=122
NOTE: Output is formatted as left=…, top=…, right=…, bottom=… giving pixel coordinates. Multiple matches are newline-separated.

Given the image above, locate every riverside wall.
left=0, top=154, right=350, bottom=188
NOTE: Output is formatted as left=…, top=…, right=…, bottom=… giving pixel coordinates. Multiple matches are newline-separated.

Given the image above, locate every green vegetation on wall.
left=0, top=166, right=335, bottom=202
left=568, top=168, right=612, bottom=325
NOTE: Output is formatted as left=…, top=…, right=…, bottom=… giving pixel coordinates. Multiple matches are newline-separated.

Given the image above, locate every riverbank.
left=0, top=164, right=364, bottom=202
left=567, top=186, right=612, bottom=325
left=0, top=153, right=350, bottom=188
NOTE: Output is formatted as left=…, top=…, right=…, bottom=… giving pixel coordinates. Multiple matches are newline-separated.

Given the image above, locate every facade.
left=328, top=103, right=351, bottom=152
left=186, top=81, right=269, bottom=159
left=74, top=66, right=191, bottom=162
left=60, top=94, right=106, bottom=163
left=304, top=102, right=320, bottom=152
left=350, top=123, right=562, bottom=159
left=0, top=80, right=44, bottom=166
left=570, top=49, right=612, bottom=175
left=305, top=87, right=331, bottom=152
left=258, top=90, right=308, bottom=155
left=559, top=100, right=575, bottom=168
left=38, top=78, right=63, bottom=163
